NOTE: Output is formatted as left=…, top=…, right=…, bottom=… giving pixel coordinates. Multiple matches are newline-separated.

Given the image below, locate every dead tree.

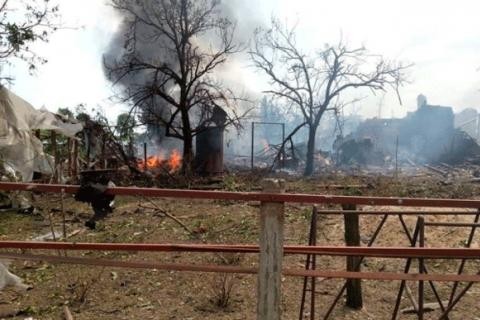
left=250, top=20, right=410, bottom=176
left=104, top=0, right=247, bottom=175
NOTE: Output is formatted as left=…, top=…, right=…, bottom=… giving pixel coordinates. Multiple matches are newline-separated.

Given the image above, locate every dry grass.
left=0, top=173, right=479, bottom=319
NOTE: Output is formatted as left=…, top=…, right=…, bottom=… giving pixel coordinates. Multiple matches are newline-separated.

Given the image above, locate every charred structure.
left=195, top=126, right=224, bottom=175
left=339, top=95, right=480, bottom=166
left=194, top=106, right=227, bottom=175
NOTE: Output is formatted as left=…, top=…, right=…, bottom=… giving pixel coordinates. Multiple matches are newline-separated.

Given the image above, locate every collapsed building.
left=337, top=95, right=480, bottom=166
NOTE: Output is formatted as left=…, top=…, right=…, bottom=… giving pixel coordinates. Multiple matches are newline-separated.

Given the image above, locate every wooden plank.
left=257, top=179, right=285, bottom=320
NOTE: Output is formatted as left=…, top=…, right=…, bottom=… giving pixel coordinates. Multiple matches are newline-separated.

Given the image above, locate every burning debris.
left=138, top=149, right=182, bottom=174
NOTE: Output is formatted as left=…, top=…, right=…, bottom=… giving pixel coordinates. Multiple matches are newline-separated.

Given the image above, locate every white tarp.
left=0, top=86, right=83, bottom=181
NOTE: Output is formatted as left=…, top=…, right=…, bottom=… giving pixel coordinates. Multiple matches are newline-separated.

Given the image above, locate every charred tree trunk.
left=304, top=125, right=317, bottom=176
left=182, top=133, right=194, bottom=175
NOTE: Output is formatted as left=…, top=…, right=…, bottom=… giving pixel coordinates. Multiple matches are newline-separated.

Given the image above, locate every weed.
left=209, top=273, right=236, bottom=309
left=66, top=267, right=106, bottom=306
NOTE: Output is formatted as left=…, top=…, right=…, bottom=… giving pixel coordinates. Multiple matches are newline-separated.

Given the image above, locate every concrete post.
left=257, top=179, right=285, bottom=320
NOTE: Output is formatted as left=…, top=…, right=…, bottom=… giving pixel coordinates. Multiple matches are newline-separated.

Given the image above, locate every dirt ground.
left=1, top=171, right=480, bottom=319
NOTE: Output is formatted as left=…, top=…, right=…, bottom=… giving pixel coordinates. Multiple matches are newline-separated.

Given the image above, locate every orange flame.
left=138, top=149, right=182, bottom=173
left=168, top=149, right=182, bottom=172
left=146, top=155, right=164, bottom=168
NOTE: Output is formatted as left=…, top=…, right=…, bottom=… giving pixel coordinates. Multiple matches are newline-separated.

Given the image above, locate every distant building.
left=346, top=95, right=475, bottom=164
left=399, top=98, right=454, bottom=162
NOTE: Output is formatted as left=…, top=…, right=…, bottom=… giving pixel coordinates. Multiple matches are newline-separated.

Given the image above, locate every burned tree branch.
left=105, top=0, right=249, bottom=175
left=250, top=18, right=410, bottom=175
left=269, top=121, right=307, bottom=171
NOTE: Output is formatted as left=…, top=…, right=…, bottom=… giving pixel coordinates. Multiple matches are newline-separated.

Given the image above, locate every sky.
left=8, top=0, right=480, bottom=121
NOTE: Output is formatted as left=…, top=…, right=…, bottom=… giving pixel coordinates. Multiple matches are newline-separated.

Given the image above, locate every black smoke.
left=103, top=0, right=263, bottom=132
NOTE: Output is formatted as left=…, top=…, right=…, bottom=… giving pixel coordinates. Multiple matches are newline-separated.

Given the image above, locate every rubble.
left=338, top=95, right=480, bottom=169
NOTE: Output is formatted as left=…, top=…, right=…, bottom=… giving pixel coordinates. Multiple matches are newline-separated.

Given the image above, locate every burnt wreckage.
left=337, top=95, right=480, bottom=166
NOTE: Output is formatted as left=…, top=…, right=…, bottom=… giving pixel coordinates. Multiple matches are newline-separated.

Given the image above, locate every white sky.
left=9, top=0, right=480, bottom=120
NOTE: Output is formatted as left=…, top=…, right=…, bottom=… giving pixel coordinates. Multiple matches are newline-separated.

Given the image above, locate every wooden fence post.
left=72, top=139, right=78, bottom=178
left=342, top=203, right=363, bottom=309
left=51, top=131, right=58, bottom=183
left=67, top=138, right=72, bottom=177
left=257, top=179, right=285, bottom=320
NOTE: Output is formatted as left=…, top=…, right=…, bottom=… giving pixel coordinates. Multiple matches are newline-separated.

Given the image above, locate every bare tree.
left=0, top=0, right=60, bottom=82
left=105, top=0, right=247, bottom=175
left=250, top=20, right=410, bottom=175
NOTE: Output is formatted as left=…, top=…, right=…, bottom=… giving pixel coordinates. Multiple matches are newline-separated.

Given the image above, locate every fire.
left=145, top=155, right=164, bottom=168
left=138, top=149, right=182, bottom=173
left=168, top=149, right=182, bottom=172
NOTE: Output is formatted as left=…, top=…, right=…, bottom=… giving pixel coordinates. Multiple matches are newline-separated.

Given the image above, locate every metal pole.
left=395, top=136, right=399, bottom=178
left=446, top=210, right=480, bottom=314
left=251, top=122, right=255, bottom=170
left=143, top=142, right=147, bottom=171
left=418, top=216, right=425, bottom=320
left=399, top=215, right=447, bottom=314
left=299, top=207, right=318, bottom=320
left=439, top=281, right=476, bottom=319
left=282, top=123, right=286, bottom=168
left=4, top=182, right=480, bottom=208
left=391, top=220, right=420, bottom=320
left=299, top=233, right=313, bottom=320
left=310, top=207, right=317, bottom=320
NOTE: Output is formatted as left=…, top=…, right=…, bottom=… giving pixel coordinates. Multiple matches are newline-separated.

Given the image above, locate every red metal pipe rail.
left=1, top=252, right=480, bottom=283
left=315, top=210, right=479, bottom=215
left=1, top=241, right=480, bottom=259
left=1, top=182, right=480, bottom=208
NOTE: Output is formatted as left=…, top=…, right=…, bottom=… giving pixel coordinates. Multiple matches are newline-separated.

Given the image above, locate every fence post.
left=257, top=179, right=285, bottom=320
left=342, top=203, right=363, bottom=309
left=51, top=131, right=58, bottom=183
left=251, top=122, right=255, bottom=170
left=418, top=216, right=425, bottom=320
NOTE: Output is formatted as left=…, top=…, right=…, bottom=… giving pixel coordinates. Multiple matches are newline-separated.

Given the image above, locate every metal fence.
left=0, top=181, right=480, bottom=319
